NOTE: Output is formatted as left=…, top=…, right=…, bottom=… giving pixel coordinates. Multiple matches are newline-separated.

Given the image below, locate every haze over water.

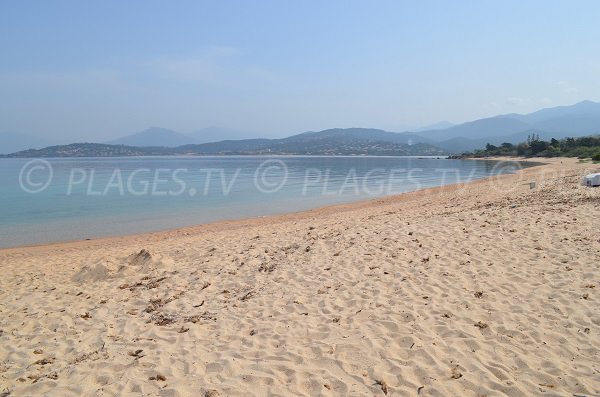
left=0, top=156, right=531, bottom=248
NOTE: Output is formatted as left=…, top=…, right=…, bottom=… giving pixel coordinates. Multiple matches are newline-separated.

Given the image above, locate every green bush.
left=468, top=135, right=600, bottom=159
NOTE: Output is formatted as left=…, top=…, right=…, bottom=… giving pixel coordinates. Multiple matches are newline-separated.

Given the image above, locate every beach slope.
left=1, top=158, right=599, bottom=397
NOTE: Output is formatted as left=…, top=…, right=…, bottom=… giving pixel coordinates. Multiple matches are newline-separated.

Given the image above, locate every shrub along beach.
left=467, top=135, right=600, bottom=160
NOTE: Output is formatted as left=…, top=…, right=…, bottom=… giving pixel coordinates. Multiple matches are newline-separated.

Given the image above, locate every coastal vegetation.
left=466, top=134, right=600, bottom=161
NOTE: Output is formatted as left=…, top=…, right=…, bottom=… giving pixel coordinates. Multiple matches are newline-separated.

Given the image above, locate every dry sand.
left=1, top=157, right=599, bottom=397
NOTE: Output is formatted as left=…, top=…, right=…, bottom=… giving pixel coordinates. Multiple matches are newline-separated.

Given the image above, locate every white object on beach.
left=582, top=173, right=600, bottom=187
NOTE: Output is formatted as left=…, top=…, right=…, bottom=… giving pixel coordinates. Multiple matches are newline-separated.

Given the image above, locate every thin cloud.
left=506, top=97, right=530, bottom=106
left=558, top=81, right=579, bottom=94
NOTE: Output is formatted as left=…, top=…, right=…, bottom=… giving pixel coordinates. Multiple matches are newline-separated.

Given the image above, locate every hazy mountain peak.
left=108, top=127, right=194, bottom=147
left=188, top=126, right=252, bottom=143
left=5, top=99, right=600, bottom=155
left=413, top=121, right=455, bottom=132
left=574, top=99, right=597, bottom=106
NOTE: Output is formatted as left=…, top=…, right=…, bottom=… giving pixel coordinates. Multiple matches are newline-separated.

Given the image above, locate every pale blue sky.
left=1, top=0, right=599, bottom=140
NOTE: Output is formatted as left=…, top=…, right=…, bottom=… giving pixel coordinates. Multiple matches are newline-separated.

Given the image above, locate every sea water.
left=0, top=156, right=533, bottom=248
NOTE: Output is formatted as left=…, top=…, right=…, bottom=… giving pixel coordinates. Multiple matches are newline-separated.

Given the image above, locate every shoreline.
left=0, top=157, right=546, bottom=254
left=1, top=156, right=599, bottom=396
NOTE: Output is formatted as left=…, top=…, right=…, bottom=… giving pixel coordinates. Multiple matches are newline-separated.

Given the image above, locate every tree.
left=530, top=139, right=548, bottom=155
left=516, top=142, right=529, bottom=156
left=564, top=137, right=576, bottom=148
left=486, top=143, right=498, bottom=152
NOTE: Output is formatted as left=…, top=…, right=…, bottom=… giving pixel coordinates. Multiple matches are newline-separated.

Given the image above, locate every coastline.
left=0, top=157, right=545, bottom=254
left=1, top=157, right=599, bottom=397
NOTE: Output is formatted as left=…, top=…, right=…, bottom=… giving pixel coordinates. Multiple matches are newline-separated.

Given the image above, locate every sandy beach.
left=1, top=157, right=599, bottom=397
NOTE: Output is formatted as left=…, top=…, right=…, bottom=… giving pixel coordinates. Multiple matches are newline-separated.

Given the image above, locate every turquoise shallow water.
left=0, top=156, right=531, bottom=248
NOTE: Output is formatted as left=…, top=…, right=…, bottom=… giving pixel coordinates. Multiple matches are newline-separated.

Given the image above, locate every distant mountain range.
left=188, top=126, right=254, bottom=143
left=107, top=127, right=193, bottom=147
left=107, top=126, right=250, bottom=147
left=3, top=131, right=445, bottom=157
left=411, top=100, right=600, bottom=151
left=2, top=100, right=600, bottom=156
left=412, top=121, right=455, bottom=132
left=0, top=126, right=251, bottom=154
